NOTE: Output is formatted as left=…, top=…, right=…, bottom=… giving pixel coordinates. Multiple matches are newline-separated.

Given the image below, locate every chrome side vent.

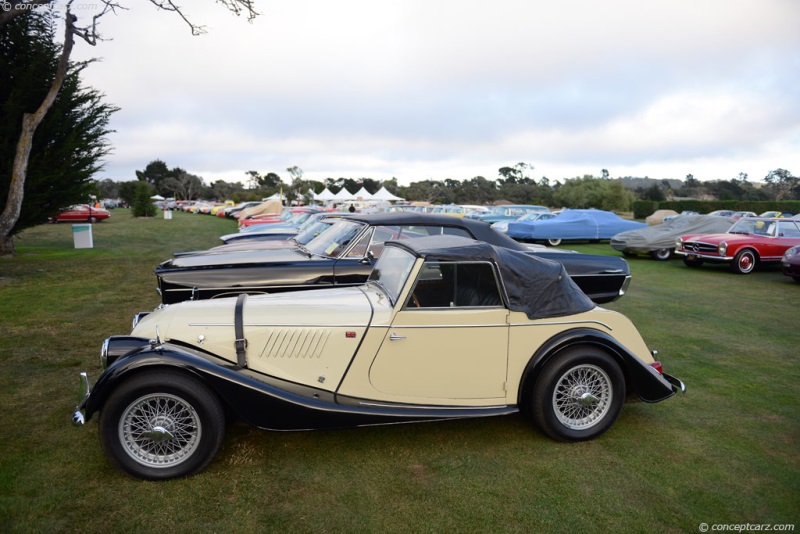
left=259, top=328, right=330, bottom=360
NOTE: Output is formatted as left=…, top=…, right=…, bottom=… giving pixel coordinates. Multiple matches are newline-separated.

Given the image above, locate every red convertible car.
left=675, top=217, right=800, bottom=274
left=49, top=204, right=110, bottom=223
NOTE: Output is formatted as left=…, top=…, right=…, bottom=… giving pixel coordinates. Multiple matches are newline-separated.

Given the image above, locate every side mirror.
left=359, top=250, right=375, bottom=265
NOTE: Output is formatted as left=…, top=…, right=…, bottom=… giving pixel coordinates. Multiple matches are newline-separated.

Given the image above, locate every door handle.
left=389, top=333, right=406, bottom=341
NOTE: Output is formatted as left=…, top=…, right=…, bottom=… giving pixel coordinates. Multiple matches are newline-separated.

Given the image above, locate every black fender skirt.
left=85, top=342, right=517, bottom=431
left=520, top=328, right=680, bottom=404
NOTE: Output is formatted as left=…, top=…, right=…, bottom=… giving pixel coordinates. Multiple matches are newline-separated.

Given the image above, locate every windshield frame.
left=366, top=246, right=417, bottom=305
left=304, top=219, right=368, bottom=258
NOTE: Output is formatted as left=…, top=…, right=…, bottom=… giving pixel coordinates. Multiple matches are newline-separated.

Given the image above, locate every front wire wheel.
left=99, top=370, right=225, bottom=480
left=530, top=347, right=625, bottom=441
left=119, top=393, right=202, bottom=469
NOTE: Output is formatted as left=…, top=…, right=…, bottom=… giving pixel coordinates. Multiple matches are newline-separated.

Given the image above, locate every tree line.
left=97, top=160, right=799, bottom=213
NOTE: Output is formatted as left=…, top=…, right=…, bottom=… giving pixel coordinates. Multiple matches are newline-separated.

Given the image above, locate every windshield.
left=295, top=219, right=335, bottom=245
left=728, top=219, right=776, bottom=237
left=367, top=246, right=416, bottom=304
left=304, top=219, right=367, bottom=257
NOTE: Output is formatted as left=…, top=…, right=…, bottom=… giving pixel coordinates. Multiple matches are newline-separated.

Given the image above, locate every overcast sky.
left=64, top=0, right=800, bottom=187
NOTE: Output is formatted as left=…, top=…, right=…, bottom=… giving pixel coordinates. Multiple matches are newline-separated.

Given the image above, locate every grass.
left=0, top=212, right=797, bottom=533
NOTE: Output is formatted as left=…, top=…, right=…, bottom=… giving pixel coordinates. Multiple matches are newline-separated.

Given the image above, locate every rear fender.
left=518, top=328, right=676, bottom=405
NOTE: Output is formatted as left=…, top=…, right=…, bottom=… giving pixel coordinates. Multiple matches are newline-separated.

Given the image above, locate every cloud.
left=66, top=0, right=800, bottom=185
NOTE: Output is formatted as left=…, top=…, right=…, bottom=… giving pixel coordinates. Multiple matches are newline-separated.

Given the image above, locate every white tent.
left=314, top=188, right=336, bottom=201
left=332, top=188, right=356, bottom=201
left=371, top=186, right=405, bottom=201
left=353, top=187, right=373, bottom=200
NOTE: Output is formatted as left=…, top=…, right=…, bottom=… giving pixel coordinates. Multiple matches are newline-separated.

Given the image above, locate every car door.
left=61, top=206, right=83, bottom=221
left=368, top=261, right=509, bottom=403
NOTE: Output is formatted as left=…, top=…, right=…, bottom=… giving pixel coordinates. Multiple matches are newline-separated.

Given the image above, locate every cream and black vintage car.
left=73, top=236, right=684, bottom=480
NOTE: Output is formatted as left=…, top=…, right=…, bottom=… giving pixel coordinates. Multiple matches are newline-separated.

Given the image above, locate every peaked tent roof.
left=332, top=188, right=356, bottom=201
left=313, top=188, right=336, bottom=200
left=353, top=186, right=373, bottom=200
left=371, top=186, right=405, bottom=201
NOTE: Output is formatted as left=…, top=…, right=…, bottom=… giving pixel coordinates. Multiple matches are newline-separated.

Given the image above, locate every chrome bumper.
left=72, top=372, right=91, bottom=426
left=662, top=372, right=686, bottom=394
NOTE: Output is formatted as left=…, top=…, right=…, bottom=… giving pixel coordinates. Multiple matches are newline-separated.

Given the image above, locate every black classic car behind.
left=155, top=213, right=631, bottom=305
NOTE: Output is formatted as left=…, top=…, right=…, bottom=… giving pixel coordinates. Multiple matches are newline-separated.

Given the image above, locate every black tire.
left=529, top=347, right=625, bottom=441
left=546, top=238, right=562, bottom=247
left=683, top=257, right=704, bottom=268
left=98, top=370, right=225, bottom=480
left=730, top=249, right=757, bottom=274
left=649, top=248, right=673, bottom=261
left=88, top=216, right=98, bottom=223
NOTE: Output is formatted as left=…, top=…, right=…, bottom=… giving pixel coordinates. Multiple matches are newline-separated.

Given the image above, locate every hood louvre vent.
left=259, top=328, right=330, bottom=359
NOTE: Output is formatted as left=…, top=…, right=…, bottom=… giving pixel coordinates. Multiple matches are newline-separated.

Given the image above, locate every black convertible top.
left=385, top=235, right=596, bottom=320
left=341, top=212, right=528, bottom=251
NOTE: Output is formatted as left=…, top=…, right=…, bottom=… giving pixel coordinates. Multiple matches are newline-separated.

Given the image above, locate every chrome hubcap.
left=552, top=364, right=612, bottom=430
left=119, top=393, right=201, bottom=468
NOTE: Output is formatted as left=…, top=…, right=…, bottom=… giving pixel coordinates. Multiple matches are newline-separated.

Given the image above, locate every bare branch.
left=148, top=0, right=207, bottom=35
left=68, top=0, right=123, bottom=45
left=146, top=0, right=260, bottom=35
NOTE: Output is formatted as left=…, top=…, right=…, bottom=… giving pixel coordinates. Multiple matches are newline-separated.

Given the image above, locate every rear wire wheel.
left=529, top=347, right=625, bottom=441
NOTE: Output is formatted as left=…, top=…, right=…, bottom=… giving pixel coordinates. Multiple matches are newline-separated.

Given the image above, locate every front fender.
left=518, top=328, right=677, bottom=405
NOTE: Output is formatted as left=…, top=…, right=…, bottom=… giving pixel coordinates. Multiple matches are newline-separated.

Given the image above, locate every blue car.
left=467, top=204, right=550, bottom=222
left=507, top=209, right=647, bottom=246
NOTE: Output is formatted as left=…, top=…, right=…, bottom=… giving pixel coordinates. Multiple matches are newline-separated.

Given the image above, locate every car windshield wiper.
left=729, top=231, right=751, bottom=235
left=296, top=243, right=313, bottom=258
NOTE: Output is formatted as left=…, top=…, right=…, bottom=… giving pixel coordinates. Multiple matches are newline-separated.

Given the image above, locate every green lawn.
left=0, top=212, right=797, bottom=533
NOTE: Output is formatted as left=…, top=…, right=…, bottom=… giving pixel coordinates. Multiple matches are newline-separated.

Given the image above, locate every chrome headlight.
left=675, top=237, right=684, bottom=250
left=785, top=246, right=800, bottom=258
left=718, top=241, right=727, bottom=256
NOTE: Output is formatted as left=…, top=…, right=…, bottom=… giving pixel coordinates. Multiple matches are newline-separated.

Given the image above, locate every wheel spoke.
left=119, top=393, right=201, bottom=468
left=552, top=364, right=613, bottom=430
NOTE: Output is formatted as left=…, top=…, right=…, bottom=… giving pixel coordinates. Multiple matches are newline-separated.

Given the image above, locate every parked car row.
left=610, top=212, right=800, bottom=281
left=156, top=213, right=634, bottom=305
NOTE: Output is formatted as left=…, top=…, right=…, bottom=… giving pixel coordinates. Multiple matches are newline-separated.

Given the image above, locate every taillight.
left=650, top=361, right=664, bottom=374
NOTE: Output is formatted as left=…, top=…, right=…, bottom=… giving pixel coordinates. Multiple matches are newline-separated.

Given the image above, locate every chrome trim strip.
left=510, top=319, right=613, bottom=329
left=370, top=320, right=612, bottom=330
left=674, top=251, right=733, bottom=261
left=357, top=401, right=507, bottom=410
left=372, top=323, right=508, bottom=329
left=189, top=322, right=368, bottom=328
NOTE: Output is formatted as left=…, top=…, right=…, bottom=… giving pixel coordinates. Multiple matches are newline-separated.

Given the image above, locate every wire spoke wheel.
left=100, top=371, right=225, bottom=480
left=552, top=364, right=612, bottom=430
left=529, top=347, right=624, bottom=441
left=120, top=393, right=202, bottom=468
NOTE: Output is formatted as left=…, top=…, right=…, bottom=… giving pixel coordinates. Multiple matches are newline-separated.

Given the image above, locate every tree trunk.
left=0, top=11, right=76, bottom=258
